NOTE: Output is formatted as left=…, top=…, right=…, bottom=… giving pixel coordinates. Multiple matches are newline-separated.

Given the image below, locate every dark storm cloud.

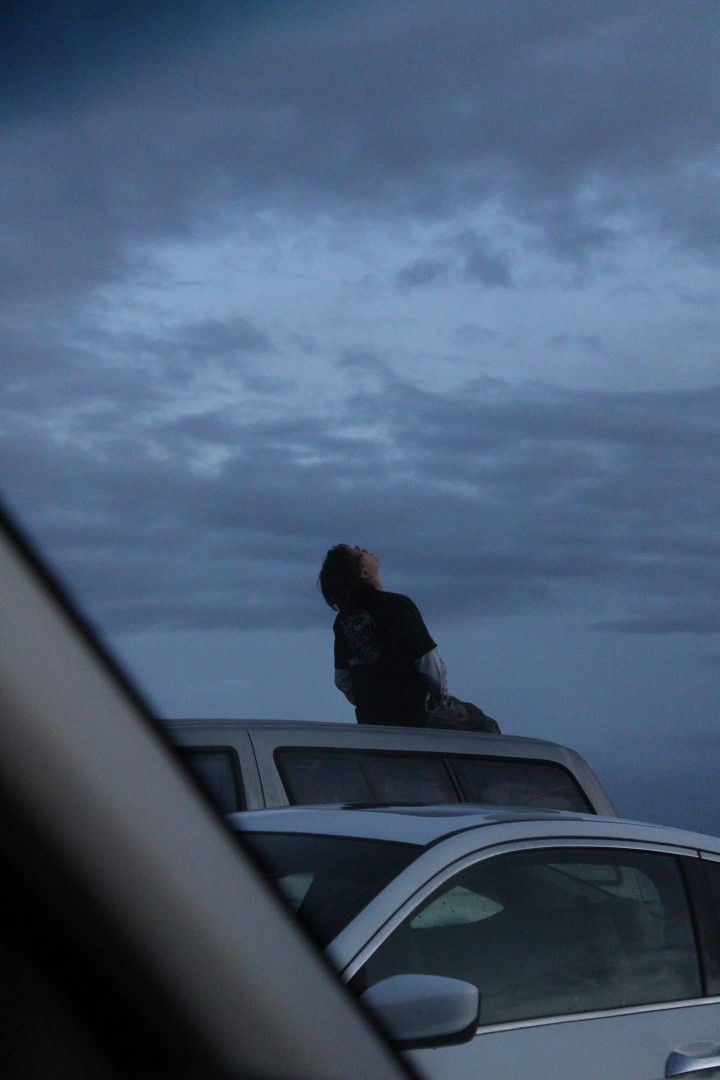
left=450, top=229, right=513, bottom=286
left=336, top=348, right=390, bottom=375
left=395, top=258, right=451, bottom=290
left=394, top=229, right=512, bottom=289
left=3, top=363, right=718, bottom=636
left=462, top=247, right=512, bottom=287
left=342, top=379, right=719, bottom=629
left=2, top=1, right=720, bottom=309
left=0, top=1, right=228, bottom=117
left=180, top=318, right=273, bottom=358
left=366, top=380, right=720, bottom=457
left=3, top=315, right=277, bottom=427
left=2, top=2, right=719, bottom=638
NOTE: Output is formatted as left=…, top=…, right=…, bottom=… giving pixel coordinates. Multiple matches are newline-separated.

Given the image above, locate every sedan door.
left=352, top=840, right=720, bottom=1080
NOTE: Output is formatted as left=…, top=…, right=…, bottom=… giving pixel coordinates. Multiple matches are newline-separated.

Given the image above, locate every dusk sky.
left=2, top=2, right=719, bottom=832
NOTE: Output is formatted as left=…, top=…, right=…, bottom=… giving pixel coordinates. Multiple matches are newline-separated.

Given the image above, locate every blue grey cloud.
left=462, top=248, right=512, bottom=287
left=3, top=353, right=718, bottom=637
left=551, top=333, right=604, bottom=353
left=395, top=258, right=451, bottom=290
left=2, top=1, right=720, bottom=311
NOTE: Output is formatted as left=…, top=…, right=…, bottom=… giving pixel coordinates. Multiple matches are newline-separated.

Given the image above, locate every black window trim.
left=694, top=853, right=720, bottom=996
left=180, top=745, right=246, bottom=812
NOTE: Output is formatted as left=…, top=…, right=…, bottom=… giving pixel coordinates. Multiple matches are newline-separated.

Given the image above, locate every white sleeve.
left=415, top=648, right=448, bottom=695
left=334, top=667, right=356, bottom=704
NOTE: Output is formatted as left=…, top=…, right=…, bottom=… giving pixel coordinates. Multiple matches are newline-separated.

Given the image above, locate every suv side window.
left=357, top=847, right=702, bottom=1026
left=276, top=749, right=459, bottom=805
left=448, top=756, right=591, bottom=812
left=180, top=747, right=245, bottom=812
left=275, top=747, right=593, bottom=812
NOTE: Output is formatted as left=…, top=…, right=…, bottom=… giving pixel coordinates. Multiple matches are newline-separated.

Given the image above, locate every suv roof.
left=166, top=717, right=616, bottom=816
left=171, top=717, right=559, bottom=748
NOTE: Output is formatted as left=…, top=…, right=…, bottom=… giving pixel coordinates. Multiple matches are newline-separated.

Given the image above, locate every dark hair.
left=318, top=544, right=370, bottom=610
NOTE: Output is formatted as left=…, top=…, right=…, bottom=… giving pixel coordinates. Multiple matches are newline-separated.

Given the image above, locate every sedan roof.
left=229, top=803, right=720, bottom=851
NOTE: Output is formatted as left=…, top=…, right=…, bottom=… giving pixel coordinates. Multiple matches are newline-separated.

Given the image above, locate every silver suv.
left=166, top=718, right=615, bottom=816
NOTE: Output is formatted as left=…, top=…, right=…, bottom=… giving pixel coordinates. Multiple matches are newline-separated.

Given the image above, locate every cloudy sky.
left=2, top=1, right=719, bottom=832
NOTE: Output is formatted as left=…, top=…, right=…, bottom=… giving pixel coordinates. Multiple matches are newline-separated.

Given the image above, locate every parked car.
left=230, top=803, right=720, bottom=1080
left=165, top=718, right=615, bottom=816
left=0, top=508, right=408, bottom=1079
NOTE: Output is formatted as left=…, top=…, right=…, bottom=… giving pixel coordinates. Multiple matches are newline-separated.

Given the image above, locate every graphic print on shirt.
left=339, top=610, right=380, bottom=666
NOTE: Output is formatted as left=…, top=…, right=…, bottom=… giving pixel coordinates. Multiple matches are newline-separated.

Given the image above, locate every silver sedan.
left=230, top=804, right=720, bottom=1080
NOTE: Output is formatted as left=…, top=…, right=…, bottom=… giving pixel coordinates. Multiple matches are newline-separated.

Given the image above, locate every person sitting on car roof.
left=318, top=544, right=447, bottom=727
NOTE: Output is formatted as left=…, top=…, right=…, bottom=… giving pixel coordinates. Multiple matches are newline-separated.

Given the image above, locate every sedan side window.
left=357, top=848, right=702, bottom=1026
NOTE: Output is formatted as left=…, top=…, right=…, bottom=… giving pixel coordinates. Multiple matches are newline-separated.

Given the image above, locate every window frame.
left=347, top=838, right=713, bottom=1032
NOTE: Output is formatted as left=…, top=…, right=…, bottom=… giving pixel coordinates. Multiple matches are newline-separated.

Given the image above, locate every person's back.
left=319, top=545, right=447, bottom=727
left=334, top=589, right=438, bottom=726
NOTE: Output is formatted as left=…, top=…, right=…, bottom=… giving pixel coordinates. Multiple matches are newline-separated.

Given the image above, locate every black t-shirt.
left=333, top=590, right=436, bottom=726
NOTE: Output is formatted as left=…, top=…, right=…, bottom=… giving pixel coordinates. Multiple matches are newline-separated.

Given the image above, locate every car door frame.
left=0, top=504, right=411, bottom=1080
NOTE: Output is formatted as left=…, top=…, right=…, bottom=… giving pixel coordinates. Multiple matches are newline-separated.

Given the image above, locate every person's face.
left=353, top=546, right=381, bottom=587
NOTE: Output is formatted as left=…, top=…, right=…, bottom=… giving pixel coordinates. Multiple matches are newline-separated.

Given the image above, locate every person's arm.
left=415, top=648, right=448, bottom=696
left=334, top=667, right=356, bottom=704
left=397, top=595, right=448, bottom=696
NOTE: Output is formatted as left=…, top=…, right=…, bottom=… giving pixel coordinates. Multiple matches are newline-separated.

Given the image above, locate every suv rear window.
left=275, top=748, right=591, bottom=813
left=451, top=756, right=591, bottom=812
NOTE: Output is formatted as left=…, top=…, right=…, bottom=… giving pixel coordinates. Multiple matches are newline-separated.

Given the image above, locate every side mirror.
left=360, top=974, right=479, bottom=1049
